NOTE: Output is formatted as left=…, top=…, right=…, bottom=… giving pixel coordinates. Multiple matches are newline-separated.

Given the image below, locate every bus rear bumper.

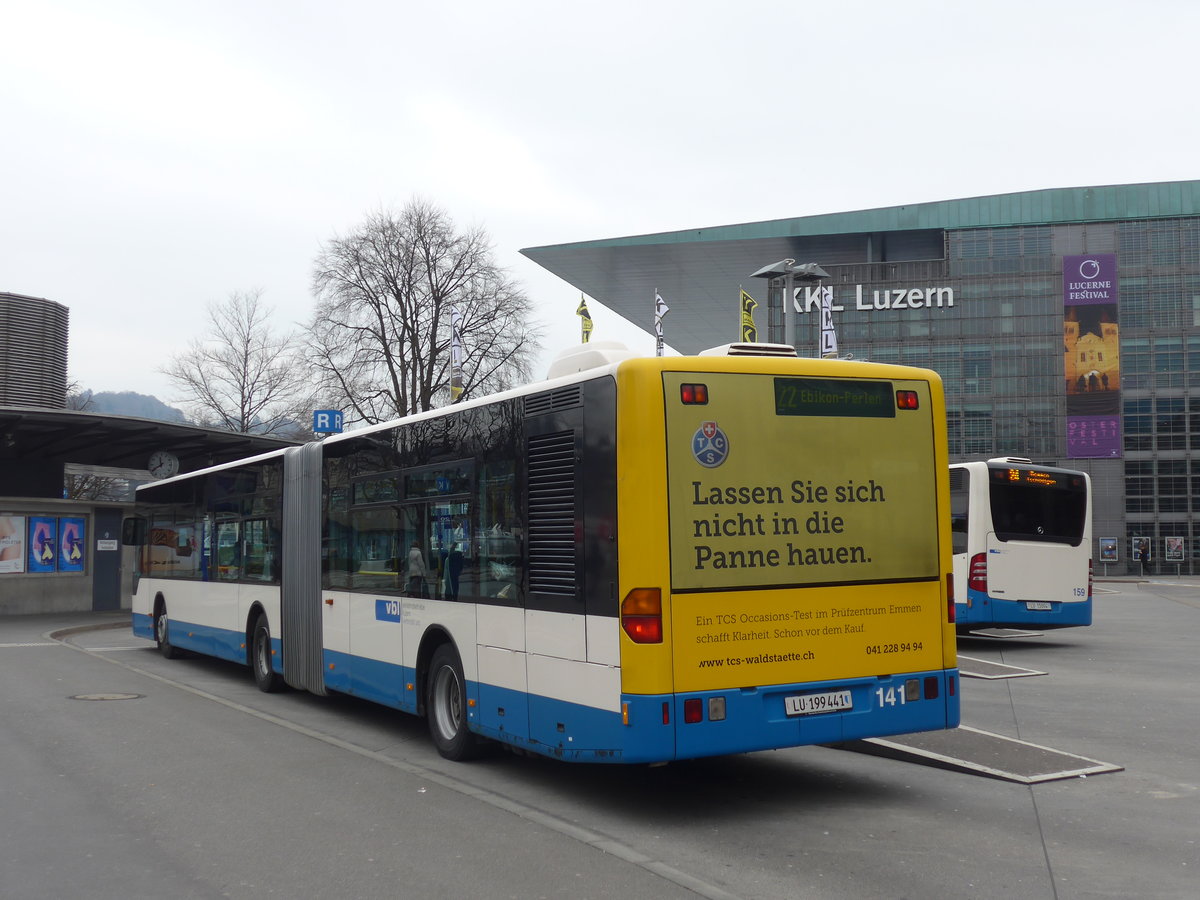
left=629, top=668, right=960, bottom=763
left=956, top=590, right=1092, bottom=629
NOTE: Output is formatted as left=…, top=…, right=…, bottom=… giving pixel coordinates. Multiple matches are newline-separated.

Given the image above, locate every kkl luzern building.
left=523, top=181, right=1200, bottom=575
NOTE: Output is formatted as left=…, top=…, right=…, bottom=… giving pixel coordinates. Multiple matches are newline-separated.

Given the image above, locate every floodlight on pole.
left=749, top=259, right=829, bottom=350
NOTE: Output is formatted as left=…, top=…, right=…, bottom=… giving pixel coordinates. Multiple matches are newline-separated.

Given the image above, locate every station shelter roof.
left=0, top=406, right=296, bottom=478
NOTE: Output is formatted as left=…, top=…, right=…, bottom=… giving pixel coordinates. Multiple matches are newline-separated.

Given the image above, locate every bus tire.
left=154, top=600, right=181, bottom=659
left=426, top=643, right=482, bottom=761
left=251, top=613, right=284, bottom=693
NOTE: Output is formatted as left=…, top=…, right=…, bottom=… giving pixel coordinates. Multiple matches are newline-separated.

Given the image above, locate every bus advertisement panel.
left=664, top=371, right=945, bottom=690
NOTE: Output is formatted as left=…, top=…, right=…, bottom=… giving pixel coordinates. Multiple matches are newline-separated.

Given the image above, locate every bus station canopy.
left=0, top=405, right=296, bottom=486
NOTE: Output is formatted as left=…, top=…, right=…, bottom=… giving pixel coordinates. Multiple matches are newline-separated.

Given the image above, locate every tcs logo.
left=692, top=421, right=729, bottom=468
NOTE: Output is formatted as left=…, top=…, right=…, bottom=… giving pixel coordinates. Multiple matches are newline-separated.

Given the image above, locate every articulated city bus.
left=950, top=458, right=1092, bottom=631
left=126, top=343, right=959, bottom=763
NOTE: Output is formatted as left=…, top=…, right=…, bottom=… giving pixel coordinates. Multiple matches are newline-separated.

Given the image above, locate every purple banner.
left=1063, top=254, right=1120, bottom=458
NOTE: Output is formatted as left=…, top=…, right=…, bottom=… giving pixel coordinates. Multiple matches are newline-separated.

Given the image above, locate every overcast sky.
left=4, top=0, right=1196, bottom=406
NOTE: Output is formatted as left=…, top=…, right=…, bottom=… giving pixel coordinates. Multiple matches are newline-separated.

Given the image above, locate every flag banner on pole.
left=654, top=290, right=669, bottom=356
left=740, top=289, right=758, bottom=342
left=654, top=291, right=669, bottom=338
left=819, top=286, right=838, bottom=357
left=450, top=306, right=464, bottom=401
left=576, top=294, right=593, bottom=343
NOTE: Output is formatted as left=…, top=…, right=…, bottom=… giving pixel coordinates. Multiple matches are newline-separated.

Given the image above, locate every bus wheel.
left=154, top=602, right=181, bottom=659
left=426, top=644, right=482, bottom=761
left=251, top=614, right=284, bottom=693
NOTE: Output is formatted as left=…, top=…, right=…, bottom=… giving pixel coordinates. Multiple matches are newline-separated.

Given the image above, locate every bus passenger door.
left=322, top=585, right=353, bottom=693
left=320, top=488, right=354, bottom=694
left=350, top=504, right=420, bottom=712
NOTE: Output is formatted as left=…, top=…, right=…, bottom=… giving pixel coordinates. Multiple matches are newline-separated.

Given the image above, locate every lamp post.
left=749, top=259, right=829, bottom=352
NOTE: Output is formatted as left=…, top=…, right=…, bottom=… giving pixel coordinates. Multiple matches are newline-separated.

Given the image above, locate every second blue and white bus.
left=949, top=458, right=1092, bottom=631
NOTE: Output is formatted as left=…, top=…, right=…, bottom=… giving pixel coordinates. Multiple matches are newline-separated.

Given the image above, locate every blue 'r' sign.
left=313, top=410, right=344, bottom=433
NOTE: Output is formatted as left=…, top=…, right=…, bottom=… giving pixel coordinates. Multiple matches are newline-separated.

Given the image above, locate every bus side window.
left=949, top=468, right=970, bottom=555
left=950, top=516, right=968, bottom=555
left=122, top=516, right=147, bottom=546
left=215, top=520, right=241, bottom=581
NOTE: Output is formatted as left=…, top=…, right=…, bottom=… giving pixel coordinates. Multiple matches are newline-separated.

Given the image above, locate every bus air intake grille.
left=527, top=430, right=577, bottom=596
left=524, top=386, right=583, bottom=417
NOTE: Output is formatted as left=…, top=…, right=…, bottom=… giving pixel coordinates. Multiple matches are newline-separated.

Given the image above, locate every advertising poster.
left=1165, top=537, right=1185, bottom=563
left=1063, top=253, right=1121, bottom=458
left=1098, top=537, right=1119, bottom=563
left=0, top=516, right=26, bottom=573
left=59, top=517, right=86, bottom=573
left=662, top=371, right=944, bottom=690
left=28, top=516, right=58, bottom=573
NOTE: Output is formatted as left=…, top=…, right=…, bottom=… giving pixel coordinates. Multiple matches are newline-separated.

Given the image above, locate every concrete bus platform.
left=0, top=610, right=129, bottom=642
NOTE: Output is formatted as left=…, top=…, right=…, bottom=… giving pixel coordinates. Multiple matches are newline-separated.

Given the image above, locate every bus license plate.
left=785, top=690, right=852, bottom=716
left=1025, top=601, right=1052, bottom=610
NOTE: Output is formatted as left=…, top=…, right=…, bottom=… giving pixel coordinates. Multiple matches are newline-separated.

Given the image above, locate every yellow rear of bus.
left=612, top=352, right=959, bottom=761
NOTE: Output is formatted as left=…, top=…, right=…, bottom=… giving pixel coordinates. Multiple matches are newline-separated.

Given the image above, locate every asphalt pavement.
left=1, top=579, right=1197, bottom=899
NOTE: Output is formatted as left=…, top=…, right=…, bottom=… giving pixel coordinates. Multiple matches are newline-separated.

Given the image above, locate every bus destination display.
left=774, top=378, right=895, bottom=418
left=992, top=467, right=1073, bottom=489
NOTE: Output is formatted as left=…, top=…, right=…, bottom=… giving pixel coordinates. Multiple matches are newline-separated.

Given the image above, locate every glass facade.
left=762, top=216, right=1200, bottom=574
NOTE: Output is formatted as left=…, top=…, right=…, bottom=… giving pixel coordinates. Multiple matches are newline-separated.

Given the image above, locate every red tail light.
left=968, top=552, right=987, bottom=593
left=680, top=383, right=708, bottom=404
left=683, top=698, right=703, bottom=723
left=946, top=572, right=956, bottom=623
left=621, top=588, right=663, bottom=643
left=895, top=389, right=920, bottom=410
left=1088, top=559, right=1093, bottom=601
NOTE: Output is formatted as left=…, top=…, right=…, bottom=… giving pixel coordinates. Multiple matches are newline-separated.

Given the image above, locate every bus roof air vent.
left=546, top=341, right=637, bottom=379
left=988, top=457, right=1033, bottom=464
left=698, top=343, right=798, bottom=358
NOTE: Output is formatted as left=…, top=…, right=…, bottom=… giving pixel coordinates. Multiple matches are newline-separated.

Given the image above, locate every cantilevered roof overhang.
left=0, top=406, right=297, bottom=474
left=521, top=180, right=1200, bottom=353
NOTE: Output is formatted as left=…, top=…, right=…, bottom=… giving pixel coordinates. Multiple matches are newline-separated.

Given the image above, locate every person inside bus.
left=444, top=542, right=464, bottom=600
left=406, top=540, right=428, bottom=597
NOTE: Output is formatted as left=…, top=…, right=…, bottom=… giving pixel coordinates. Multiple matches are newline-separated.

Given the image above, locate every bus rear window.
left=988, top=472, right=1087, bottom=546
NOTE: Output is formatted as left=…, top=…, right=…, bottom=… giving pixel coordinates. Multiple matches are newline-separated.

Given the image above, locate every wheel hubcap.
left=433, top=666, right=461, bottom=741
left=255, top=629, right=268, bottom=675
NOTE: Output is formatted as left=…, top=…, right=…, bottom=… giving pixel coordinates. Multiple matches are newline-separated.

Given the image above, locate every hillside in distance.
left=82, top=390, right=188, bottom=423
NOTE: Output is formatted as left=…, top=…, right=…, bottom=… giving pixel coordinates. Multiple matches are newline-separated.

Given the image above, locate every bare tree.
left=65, top=471, right=128, bottom=501
left=65, top=378, right=94, bottom=411
left=162, top=289, right=311, bottom=435
left=308, top=200, right=542, bottom=424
